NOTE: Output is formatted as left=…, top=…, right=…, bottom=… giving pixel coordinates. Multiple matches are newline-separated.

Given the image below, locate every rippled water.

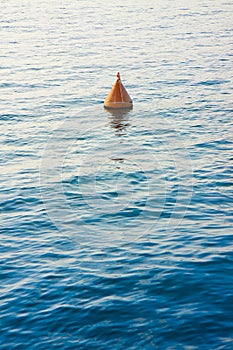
left=1, top=0, right=233, bottom=349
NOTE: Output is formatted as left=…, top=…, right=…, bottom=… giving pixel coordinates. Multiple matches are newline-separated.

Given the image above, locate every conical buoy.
left=104, top=72, right=133, bottom=109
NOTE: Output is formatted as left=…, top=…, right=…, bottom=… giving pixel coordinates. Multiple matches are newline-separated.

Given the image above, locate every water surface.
left=0, top=0, right=232, bottom=349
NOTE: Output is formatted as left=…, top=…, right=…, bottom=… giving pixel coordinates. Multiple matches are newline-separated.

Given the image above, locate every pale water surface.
left=0, top=0, right=233, bottom=349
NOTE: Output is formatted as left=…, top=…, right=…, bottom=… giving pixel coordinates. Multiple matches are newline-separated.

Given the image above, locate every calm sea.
left=0, top=0, right=232, bottom=349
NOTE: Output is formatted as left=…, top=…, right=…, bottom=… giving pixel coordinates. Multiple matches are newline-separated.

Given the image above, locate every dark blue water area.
left=1, top=0, right=233, bottom=349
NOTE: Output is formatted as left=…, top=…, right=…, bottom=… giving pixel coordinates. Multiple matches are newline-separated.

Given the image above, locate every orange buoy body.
left=104, top=72, right=133, bottom=109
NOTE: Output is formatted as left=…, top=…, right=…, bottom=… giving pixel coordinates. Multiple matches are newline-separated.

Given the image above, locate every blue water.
left=1, top=0, right=233, bottom=349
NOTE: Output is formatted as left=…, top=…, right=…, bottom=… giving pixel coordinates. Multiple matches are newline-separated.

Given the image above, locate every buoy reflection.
left=105, top=108, right=132, bottom=136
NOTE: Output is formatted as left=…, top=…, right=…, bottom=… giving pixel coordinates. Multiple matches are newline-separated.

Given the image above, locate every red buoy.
left=104, top=72, right=133, bottom=109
